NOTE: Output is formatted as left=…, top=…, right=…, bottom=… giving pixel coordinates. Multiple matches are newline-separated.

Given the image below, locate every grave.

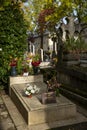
left=9, top=75, right=87, bottom=128
left=80, top=60, right=87, bottom=67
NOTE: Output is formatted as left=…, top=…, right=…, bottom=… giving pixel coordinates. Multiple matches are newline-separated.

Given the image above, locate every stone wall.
left=57, top=66, right=87, bottom=94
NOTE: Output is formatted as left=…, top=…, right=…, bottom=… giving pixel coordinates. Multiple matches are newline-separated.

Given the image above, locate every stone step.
left=1, top=94, right=29, bottom=130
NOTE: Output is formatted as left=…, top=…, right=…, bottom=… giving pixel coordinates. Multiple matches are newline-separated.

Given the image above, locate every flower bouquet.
left=10, top=58, right=17, bottom=67
left=31, top=53, right=41, bottom=67
left=10, top=58, right=17, bottom=76
left=31, top=54, right=41, bottom=74
left=23, top=52, right=41, bottom=75
left=47, top=76, right=61, bottom=97
left=24, top=84, right=40, bottom=98
left=32, top=61, right=41, bottom=67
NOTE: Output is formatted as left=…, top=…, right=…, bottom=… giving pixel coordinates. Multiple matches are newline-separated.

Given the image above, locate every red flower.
left=32, top=61, right=40, bottom=67
left=10, top=59, right=17, bottom=67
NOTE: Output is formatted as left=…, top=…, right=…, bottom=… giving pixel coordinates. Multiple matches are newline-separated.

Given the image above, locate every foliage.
left=63, top=37, right=87, bottom=53
left=41, top=68, right=57, bottom=83
left=32, top=53, right=40, bottom=62
left=0, top=3, right=28, bottom=88
left=73, top=0, right=87, bottom=23
left=37, top=0, right=87, bottom=64
left=52, top=57, right=58, bottom=67
left=38, top=0, right=87, bottom=32
left=47, top=76, right=61, bottom=96
left=16, top=57, right=24, bottom=75
left=24, top=0, right=46, bottom=33
left=0, top=0, right=27, bottom=7
left=38, top=0, right=74, bottom=32
left=16, top=52, right=41, bottom=75
left=38, top=8, right=54, bottom=32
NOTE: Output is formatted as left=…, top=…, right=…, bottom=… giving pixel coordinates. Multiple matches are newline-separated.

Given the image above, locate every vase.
left=11, top=66, right=17, bottom=76
left=33, top=66, right=39, bottom=75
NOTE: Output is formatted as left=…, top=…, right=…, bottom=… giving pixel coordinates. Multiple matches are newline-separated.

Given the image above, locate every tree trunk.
left=57, top=31, right=63, bottom=65
left=40, top=32, right=43, bottom=49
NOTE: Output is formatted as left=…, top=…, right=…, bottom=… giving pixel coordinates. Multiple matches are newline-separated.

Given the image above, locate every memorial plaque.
left=41, top=92, right=56, bottom=104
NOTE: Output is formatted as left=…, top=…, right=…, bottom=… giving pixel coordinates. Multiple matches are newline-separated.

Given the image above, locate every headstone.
left=41, top=92, right=56, bottom=104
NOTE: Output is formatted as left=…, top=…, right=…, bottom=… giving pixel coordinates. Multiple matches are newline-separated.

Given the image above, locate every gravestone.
left=9, top=75, right=77, bottom=126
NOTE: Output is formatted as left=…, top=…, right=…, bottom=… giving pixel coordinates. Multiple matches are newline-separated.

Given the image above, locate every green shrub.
left=0, top=3, right=28, bottom=88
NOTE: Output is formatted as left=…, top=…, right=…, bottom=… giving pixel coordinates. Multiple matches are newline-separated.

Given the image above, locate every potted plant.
left=32, top=54, right=41, bottom=74
left=10, top=58, right=17, bottom=76
left=47, top=76, right=61, bottom=97
left=63, top=37, right=87, bottom=61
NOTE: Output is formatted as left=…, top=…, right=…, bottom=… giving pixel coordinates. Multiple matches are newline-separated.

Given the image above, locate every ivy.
left=0, top=3, right=28, bottom=88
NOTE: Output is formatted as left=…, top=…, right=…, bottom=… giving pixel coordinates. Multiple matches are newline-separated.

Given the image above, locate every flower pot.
left=33, top=66, right=39, bottom=75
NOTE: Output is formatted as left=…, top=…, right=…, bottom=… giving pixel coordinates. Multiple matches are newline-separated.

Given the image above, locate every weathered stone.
left=7, top=127, right=16, bottom=130
left=2, top=94, right=29, bottom=130
left=57, top=65, right=87, bottom=88
left=80, top=60, right=87, bottom=67
left=9, top=75, right=44, bottom=96
left=10, top=84, right=77, bottom=126
left=63, top=61, right=80, bottom=66
left=2, top=95, right=26, bottom=127
left=7, top=74, right=87, bottom=130
left=0, top=104, right=5, bottom=109
left=2, top=91, right=87, bottom=130
left=0, top=118, right=15, bottom=130
left=0, top=111, right=8, bottom=118
left=9, top=74, right=43, bottom=86
left=63, top=53, right=79, bottom=61
left=80, top=53, right=87, bottom=60
left=16, top=124, right=29, bottom=130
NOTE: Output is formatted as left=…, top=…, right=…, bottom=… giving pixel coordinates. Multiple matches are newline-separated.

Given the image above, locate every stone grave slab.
left=80, top=60, right=87, bottom=67
left=10, top=83, right=77, bottom=126
left=9, top=74, right=44, bottom=95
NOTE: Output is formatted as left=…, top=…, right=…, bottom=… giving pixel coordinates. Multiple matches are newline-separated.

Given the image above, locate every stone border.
left=9, top=75, right=43, bottom=96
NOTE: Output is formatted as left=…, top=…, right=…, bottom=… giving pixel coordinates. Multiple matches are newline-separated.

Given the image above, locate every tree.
left=22, top=0, right=46, bottom=33
left=25, top=0, right=46, bottom=48
left=38, top=0, right=87, bottom=63
left=0, top=0, right=27, bottom=8
left=38, top=0, right=87, bottom=34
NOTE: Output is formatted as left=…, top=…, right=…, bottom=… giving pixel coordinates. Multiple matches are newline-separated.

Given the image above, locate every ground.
left=0, top=91, right=16, bottom=130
